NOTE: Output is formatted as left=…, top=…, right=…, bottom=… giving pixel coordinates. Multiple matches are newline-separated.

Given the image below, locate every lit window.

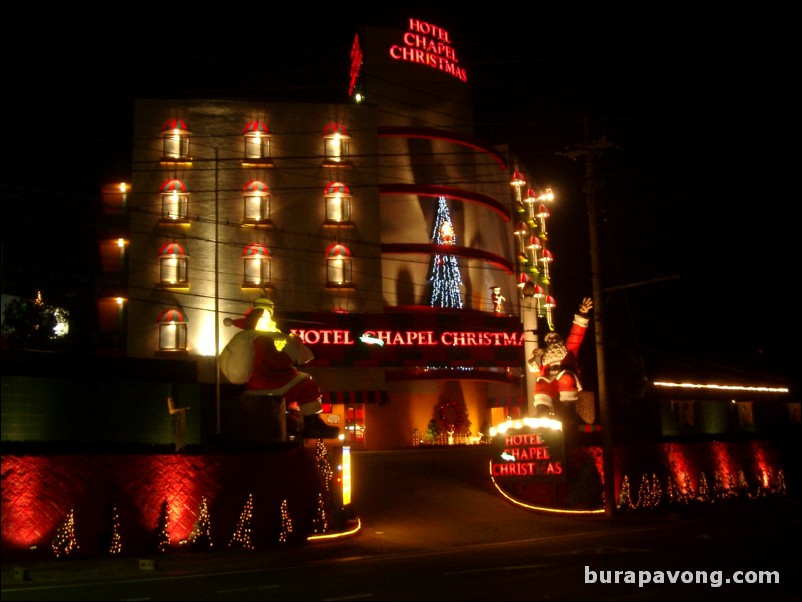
left=160, top=179, right=190, bottom=223
left=243, top=242, right=271, bottom=287
left=158, top=242, right=189, bottom=287
left=324, top=181, right=352, bottom=223
left=323, top=122, right=351, bottom=166
left=326, top=243, right=353, bottom=286
left=161, top=118, right=191, bottom=161
left=242, top=180, right=270, bottom=224
left=158, top=308, right=187, bottom=351
left=243, top=120, right=271, bottom=160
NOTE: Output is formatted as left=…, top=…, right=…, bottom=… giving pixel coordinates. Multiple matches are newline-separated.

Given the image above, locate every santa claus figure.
left=527, top=297, right=593, bottom=418
left=220, top=297, right=339, bottom=440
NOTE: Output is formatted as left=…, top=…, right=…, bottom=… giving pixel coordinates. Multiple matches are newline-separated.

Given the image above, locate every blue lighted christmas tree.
left=429, top=196, right=463, bottom=308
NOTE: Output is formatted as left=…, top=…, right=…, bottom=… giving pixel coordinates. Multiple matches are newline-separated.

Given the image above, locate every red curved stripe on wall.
left=381, top=243, right=514, bottom=274
left=378, top=126, right=508, bottom=170
left=379, top=184, right=510, bottom=221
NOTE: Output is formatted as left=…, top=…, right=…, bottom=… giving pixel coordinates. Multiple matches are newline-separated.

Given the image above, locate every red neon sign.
left=389, top=18, right=468, bottom=82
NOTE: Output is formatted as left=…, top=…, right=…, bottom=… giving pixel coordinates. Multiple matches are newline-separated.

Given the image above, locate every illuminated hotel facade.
left=99, top=21, right=537, bottom=450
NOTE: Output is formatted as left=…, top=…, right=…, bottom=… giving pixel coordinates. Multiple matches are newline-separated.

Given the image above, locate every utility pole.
left=559, top=121, right=617, bottom=518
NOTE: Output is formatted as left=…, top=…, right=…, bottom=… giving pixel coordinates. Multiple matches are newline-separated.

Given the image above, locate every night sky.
left=3, top=7, right=794, bottom=392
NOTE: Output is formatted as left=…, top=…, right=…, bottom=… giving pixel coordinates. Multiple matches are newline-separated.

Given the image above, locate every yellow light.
left=653, top=381, right=789, bottom=394
left=118, top=182, right=128, bottom=193
left=115, top=297, right=124, bottom=306
left=341, top=446, right=352, bottom=506
left=117, top=238, right=125, bottom=248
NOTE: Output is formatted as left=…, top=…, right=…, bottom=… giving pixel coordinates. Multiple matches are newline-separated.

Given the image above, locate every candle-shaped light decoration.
left=510, top=170, right=526, bottom=214
left=526, top=235, right=542, bottom=268
left=536, top=203, right=550, bottom=237
left=524, top=187, right=537, bottom=224
left=539, top=248, right=554, bottom=283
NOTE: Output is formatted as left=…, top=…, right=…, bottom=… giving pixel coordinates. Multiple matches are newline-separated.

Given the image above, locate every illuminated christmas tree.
left=109, top=503, right=122, bottom=555
left=278, top=499, right=293, bottom=543
left=312, top=492, right=329, bottom=534
left=313, top=440, right=334, bottom=532
left=429, top=196, right=463, bottom=308
left=51, top=508, right=79, bottom=558
left=153, top=501, right=171, bottom=553
left=229, top=494, right=255, bottom=551
left=188, top=496, right=213, bottom=550
left=616, top=475, right=634, bottom=511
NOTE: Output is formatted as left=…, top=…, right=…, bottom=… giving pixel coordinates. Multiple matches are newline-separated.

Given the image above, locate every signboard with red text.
left=279, top=310, right=523, bottom=368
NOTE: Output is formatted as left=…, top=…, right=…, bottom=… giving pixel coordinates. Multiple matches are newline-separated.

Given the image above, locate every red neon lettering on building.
left=505, top=434, right=543, bottom=446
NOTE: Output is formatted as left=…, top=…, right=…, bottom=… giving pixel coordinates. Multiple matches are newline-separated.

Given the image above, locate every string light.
left=278, top=499, right=293, bottom=543
left=188, top=496, right=214, bottom=550
left=229, top=493, right=255, bottom=551
left=51, top=508, right=79, bottom=558
left=429, top=196, right=463, bottom=309
left=109, top=503, right=122, bottom=555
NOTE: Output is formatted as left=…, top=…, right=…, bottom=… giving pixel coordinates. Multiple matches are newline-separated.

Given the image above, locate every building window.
left=158, top=242, right=189, bottom=288
left=242, top=180, right=271, bottom=225
left=160, top=179, right=190, bottom=224
left=161, top=118, right=191, bottom=163
left=243, top=242, right=271, bottom=288
left=243, top=120, right=274, bottom=167
left=323, top=122, right=351, bottom=166
left=326, top=243, right=353, bottom=287
left=158, top=308, right=187, bottom=352
left=324, top=181, right=352, bottom=223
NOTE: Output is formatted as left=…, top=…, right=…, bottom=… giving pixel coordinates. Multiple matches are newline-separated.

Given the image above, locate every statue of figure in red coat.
left=527, top=297, right=593, bottom=418
left=220, top=297, right=339, bottom=440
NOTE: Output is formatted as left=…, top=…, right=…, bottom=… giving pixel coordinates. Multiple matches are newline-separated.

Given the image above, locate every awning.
left=322, top=391, right=387, bottom=405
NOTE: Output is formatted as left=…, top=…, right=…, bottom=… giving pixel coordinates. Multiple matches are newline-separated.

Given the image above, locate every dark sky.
left=3, top=6, right=794, bottom=390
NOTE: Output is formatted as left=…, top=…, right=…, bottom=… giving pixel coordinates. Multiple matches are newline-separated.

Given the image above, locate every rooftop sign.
left=389, top=18, right=468, bottom=82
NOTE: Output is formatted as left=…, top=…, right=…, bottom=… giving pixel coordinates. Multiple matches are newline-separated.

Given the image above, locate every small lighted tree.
left=229, top=494, right=255, bottom=551
left=51, top=508, right=79, bottom=558
left=278, top=499, right=293, bottom=544
left=188, top=496, right=213, bottom=550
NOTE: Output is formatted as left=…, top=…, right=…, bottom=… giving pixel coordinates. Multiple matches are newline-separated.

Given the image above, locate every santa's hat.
left=224, top=297, right=274, bottom=330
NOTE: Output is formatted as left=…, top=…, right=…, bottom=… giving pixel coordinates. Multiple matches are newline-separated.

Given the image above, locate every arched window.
left=158, top=242, right=189, bottom=288
left=243, top=120, right=274, bottom=166
left=160, top=179, right=190, bottom=223
left=242, top=180, right=271, bottom=225
left=324, top=181, right=352, bottom=223
left=161, top=118, right=191, bottom=162
left=323, top=122, right=351, bottom=166
left=157, top=308, right=187, bottom=351
left=242, top=243, right=271, bottom=288
left=325, top=243, right=353, bottom=286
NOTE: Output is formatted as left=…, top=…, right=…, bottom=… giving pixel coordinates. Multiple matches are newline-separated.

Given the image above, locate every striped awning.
left=243, top=120, right=269, bottom=135
left=325, top=243, right=351, bottom=258
left=160, top=179, right=187, bottom=193
left=242, top=242, right=269, bottom=257
left=321, top=391, right=386, bottom=405
left=243, top=180, right=269, bottom=194
left=157, top=308, right=186, bottom=323
left=323, top=122, right=349, bottom=137
left=325, top=181, right=350, bottom=195
left=162, top=118, right=190, bottom=132
left=159, top=242, right=187, bottom=256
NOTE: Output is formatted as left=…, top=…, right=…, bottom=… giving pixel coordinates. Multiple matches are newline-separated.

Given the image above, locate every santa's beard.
left=541, top=341, right=568, bottom=365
